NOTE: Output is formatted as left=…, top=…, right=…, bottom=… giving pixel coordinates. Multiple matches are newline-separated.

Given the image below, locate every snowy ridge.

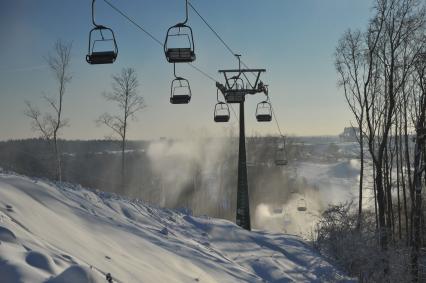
left=0, top=172, right=354, bottom=282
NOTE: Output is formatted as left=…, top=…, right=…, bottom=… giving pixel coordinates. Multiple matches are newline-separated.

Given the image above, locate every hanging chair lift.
left=164, top=0, right=196, bottom=63
left=86, top=0, right=118, bottom=65
left=275, top=136, right=288, bottom=166
left=170, top=64, right=191, bottom=104
left=256, top=99, right=272, bottom=122
left=297, top=198, right=307, bottom=212
left=214, top=90, right=230, bottom=122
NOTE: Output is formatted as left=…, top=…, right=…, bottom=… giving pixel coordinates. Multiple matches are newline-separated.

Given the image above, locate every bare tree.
left=335, top=29, right=373, bottom=230
left=97, top=68, right=145, bottom=189
left=336, top=0, right=425, bottom=279
left=364, top=0, right=423, bottom=269
left=25, top=40, right=72, bottom=181
left=410, top=50, right=426, bottom=282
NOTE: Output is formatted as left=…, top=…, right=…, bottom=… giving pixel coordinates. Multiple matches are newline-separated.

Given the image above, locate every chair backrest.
left=88, top=27, right=118, bottom=63
left=171, top=78, right=191, bottom=98
left=164, top=24, right=195, bottom=54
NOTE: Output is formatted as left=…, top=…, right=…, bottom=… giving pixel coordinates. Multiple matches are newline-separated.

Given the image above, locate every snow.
left=253, top=159, right=363, bottom=236
left=0, top=172, right=354, bottom=282
left=296, top=160, right=359, bottom=205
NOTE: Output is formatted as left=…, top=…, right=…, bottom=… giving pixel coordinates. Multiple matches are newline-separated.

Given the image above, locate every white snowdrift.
left=0, top=173, right=354, bottom=283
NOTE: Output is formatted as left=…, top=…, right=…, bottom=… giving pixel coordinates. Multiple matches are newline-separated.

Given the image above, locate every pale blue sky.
left=0, top=0, right=374, bottom=140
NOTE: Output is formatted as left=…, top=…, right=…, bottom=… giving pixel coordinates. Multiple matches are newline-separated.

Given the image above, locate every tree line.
left=335, top=0, right=426, bottom=280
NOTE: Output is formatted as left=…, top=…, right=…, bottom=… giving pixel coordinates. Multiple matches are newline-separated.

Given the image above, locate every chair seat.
left=256, top=114, right=272, bottom=122
left=166, top=48, right=196, bottom=63
left=86, top=51, right=117, bottom=64
left=214, top=115, right=230, bottom=122
left=170, top=95, right=191, bottom=104
left=275, top=160, right=288, bottom=166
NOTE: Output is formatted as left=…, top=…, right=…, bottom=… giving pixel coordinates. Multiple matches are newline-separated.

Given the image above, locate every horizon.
left=0, top=133, right=347, bottom=143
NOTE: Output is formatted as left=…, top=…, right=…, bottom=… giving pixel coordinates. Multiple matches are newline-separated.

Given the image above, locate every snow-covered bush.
left=313, top=202, right=411, bottom=282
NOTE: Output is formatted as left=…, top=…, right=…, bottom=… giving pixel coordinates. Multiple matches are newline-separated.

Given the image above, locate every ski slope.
left=0, top=172, right=354, bottom=282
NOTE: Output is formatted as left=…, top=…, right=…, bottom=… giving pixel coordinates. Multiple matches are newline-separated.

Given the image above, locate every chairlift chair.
left=275, top=148, right=288, bottom=166
left=164, top=24, right=196, bottom=63
left=214, top=102, right=230, bottom=122
left=214, top=89, right=230, bottom=122
left=297, top=199, right=307, bottom=212
left=164, top=0, right=196, bottom=63
left=275, top=136, right=288, bottom=166
left=170, top=76, right=191, bottom=104
left=86, top=0, right=118, bottom=65
left=86, top=26, right=118, bottom=64
left=256, top=100, right=272, bottom=122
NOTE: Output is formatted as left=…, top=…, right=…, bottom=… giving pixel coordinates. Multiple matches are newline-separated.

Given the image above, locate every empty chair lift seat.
left=170, top=94, right=191, bottom=104
left=214, top=102, right=230, bottom=122
left=86, top=51, right=117, bottom=64
left=166, top=48, right=196, bottom=63
left=214, top=115, right=230, bottom=122
left=256, top=114, right=272, bottom=122
left=256, top=100, right=272, bottom=122
left=170, top=76, right=191, bottom=104
left=297, top=199, right=307, bottom=211
left=86, top=0, right=118, bottom=65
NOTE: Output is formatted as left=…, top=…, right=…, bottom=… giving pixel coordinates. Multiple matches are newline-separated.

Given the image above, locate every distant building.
left=339, top=127, right=360, bottom=143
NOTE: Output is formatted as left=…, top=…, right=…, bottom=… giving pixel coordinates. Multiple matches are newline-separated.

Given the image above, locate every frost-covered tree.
left=97, top=68, right=145, bottom=190
left=335, top=0, right=426, bottom=280
left=25, top=40, right=72, bottom=181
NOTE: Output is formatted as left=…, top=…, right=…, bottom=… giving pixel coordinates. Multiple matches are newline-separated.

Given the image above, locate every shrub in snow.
left=313, top=202, right=411, bottom=282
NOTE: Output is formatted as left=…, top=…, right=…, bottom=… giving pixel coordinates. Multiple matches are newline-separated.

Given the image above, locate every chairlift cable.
left=187, top=1, right=267, bottom=126
left=188, top=2, right=235, bottom=57
left=102, top=0, right=217, bottom=83
left=270, top=101, right=284, bottom=137
left=189, top=1, right=285, bottom=136
left=188, top=0, right=286, bottom=143
left=189, top=0, right=274, bottom=131
left=101, top=0, right=242, bottom=124
left=188, top=2, right=256, bottom=77
left=102, top=0, right=163, bottom=46
left=187, top=63, right=216, bottom=82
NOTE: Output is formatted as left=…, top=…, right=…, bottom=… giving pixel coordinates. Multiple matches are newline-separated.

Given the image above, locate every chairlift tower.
left=216, top=55, right=269, bottom=230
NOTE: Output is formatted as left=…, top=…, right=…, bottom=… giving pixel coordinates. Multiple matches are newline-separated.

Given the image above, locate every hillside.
left=0, top=172, right=354, bottom=282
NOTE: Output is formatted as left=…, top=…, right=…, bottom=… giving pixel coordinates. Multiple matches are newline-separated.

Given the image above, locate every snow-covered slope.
left=0, top=172, right=354, bottom=283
